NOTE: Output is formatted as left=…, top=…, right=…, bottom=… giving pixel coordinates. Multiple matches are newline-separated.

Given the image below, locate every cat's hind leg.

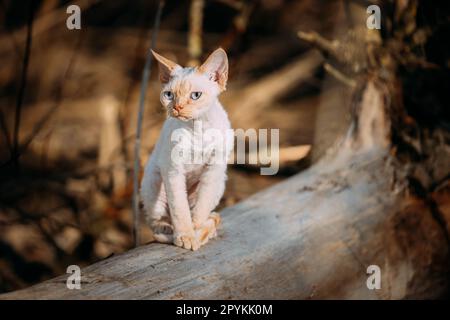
left=195, top=212, right=221, bottom=246
left=151, top=216, right=174, bottom=244
left=188, top=182, right=220, bottom=246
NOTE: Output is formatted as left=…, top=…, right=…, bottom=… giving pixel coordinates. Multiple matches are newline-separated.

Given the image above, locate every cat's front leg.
left=162, top=170, right=199, bottom=250
left=192, top=164, right=226, bottom=230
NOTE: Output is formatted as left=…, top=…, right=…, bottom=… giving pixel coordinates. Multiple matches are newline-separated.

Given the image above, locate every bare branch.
left=16, top=31, right=84, bottom=161
left=324, top=63, right=356, bottom=87
left=298, top=31, right=340, bottom=59
left=12, top=0, right=36, bottom=170
left=132, top=0, right=165, bottom=247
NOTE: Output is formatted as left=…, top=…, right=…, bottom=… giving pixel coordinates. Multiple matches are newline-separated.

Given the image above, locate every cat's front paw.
left=193, top=212, right=221, bottom=230
left=174, top=232, right=200, bottom=251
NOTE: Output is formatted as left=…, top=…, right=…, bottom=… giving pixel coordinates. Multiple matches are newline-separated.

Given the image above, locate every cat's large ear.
left=151, top=50, right=180, bottom=83
left=199, top=48, right=228, bottom=91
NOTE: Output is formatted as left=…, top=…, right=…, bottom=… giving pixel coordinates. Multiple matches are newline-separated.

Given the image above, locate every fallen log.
left=0, top=139, right=448, bottom=299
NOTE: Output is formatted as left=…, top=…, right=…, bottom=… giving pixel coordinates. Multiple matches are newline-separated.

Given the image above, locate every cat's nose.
left=173, top=104, right=183, bottom=112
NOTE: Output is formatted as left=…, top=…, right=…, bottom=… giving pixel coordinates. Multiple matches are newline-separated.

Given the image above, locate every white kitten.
left=140, top=48, right=233, bottom=251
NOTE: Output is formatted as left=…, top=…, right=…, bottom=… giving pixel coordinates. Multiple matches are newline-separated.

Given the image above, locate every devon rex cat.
left=140, top=48, right=233, bottom=251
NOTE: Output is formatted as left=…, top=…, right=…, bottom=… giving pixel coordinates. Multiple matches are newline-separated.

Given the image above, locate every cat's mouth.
left=175, top=115, right=191, bottom=121
left=171, top=114, right=192, bottom=121
left=170, top=110, right=192, bottom=121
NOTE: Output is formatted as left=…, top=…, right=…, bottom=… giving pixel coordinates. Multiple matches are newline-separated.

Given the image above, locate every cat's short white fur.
left=140, top=48, right=233, bottom=251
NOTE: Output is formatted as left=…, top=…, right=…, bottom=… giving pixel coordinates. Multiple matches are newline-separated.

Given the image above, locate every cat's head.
left=152, top=48, right=228, bottom=121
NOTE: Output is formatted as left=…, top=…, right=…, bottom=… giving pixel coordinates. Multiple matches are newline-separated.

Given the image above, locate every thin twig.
left=19, top=30, right=84, bottom=156
left=120, top=0, right=156, bottom=164
left=12, top=0, right=36, bottom=170
left=0, top=110, right=12, bottom=153
left=324, top=63, right=356, bottom=87
left=297, top=30, right=340, bottom=59
left=133, top=0, right=165, bottom=247
left=0, top=28, right=84, bottom=169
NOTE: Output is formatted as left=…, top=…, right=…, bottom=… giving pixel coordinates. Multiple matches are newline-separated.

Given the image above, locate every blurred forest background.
left=0, top=0, right=448, bottom=294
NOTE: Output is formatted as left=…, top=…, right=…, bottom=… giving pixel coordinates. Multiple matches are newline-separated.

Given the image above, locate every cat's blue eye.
left=163, top=91, right=174, bottom=100
left=190, top=92, right=202, bottom=100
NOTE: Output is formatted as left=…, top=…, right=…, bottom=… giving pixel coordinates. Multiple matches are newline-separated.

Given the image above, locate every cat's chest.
left=157, top=118, right=230, bottom=169
left=184, top=163, right=206, bottom=180
left=171, top=121, right=227, bottom=151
